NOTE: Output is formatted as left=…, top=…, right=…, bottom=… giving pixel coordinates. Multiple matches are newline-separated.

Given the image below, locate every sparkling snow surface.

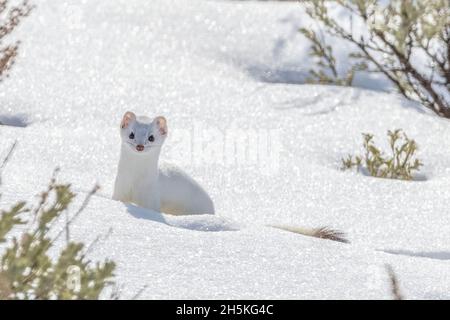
left=1, top=0, right=450, bottom=299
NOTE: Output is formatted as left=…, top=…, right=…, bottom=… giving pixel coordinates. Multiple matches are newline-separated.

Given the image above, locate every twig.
left=131, top=285, right=148, bottom=300
left=52, top=183, right=100, bottom=245
left=83, top=227, right=113, bottom=258
left=386, top=264, right=404, bottom=300
left=0, top=140, right=17, bottom=185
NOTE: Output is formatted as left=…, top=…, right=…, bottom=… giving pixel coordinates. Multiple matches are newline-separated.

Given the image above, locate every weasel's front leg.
left=112, top=175, right=131, bottom=203
left=133, top=181, right=161, bottom=212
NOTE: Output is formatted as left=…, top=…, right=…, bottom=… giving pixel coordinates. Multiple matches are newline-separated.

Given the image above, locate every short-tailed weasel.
left=112, top=111, right=215, bottom=215
left=112, top=111, right=347, bottom=243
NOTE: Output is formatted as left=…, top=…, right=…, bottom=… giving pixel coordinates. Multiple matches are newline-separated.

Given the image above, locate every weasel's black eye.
left=129, top=132, right=135, bottom=139
left=148, top=135, right=154, bottom=142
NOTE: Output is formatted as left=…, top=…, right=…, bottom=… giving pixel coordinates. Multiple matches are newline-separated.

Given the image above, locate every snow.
left=1, top=0, right=450, bottom=299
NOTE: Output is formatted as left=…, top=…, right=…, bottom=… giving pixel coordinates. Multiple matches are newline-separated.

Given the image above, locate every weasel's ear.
left=121, top=111, right=136, bottom=129
left=154, top=116, right=168, bottom=136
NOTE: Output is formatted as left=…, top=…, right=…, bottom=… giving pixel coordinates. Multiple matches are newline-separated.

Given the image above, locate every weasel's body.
left=112, top=112, right=214, bottom=215
left=159, top=164, right=215, bottom=215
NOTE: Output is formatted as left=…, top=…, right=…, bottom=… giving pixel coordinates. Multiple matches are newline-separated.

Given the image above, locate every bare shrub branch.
left=300, top=0, right=450, bottom=117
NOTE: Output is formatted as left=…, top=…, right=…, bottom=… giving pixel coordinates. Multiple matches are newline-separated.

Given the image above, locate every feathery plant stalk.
left=342, top=129, right=423, bottom=180
left=0, top=0, right=34, bottom=81
left=299, top=0, right=450, bottom=117
left=299, top=27, right=367, bottom=86
left=0, top=172, right=115, bottom=299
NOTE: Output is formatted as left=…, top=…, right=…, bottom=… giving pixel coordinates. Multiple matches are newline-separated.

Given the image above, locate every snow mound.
left=127, top=203, right=240, bottom=232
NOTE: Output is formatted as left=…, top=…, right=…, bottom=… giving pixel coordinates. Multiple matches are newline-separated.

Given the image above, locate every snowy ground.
left=1, top=0, right=450, bottom=299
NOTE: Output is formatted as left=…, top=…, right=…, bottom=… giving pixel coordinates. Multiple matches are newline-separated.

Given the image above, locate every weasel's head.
left=119, top=111, right=168, bottom=154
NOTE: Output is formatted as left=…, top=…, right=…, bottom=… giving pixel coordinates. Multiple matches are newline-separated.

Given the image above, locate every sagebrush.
left=0, top=172, right=115, bottom=299
left=342, top=129, right=423, bottom=180
left=299, top=0, right=450, bottom=118
left=0, top=0, right=33, bottom=81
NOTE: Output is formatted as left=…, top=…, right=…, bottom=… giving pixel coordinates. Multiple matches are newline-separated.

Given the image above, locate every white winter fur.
left=112, top=111, right=215, bottom=215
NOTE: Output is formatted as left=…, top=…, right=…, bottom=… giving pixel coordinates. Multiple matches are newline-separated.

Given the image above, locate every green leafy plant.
left=299, top=0, right=450, bottom=117
left=0, top=172, right=116, bottom=299
left=342, top=129, right=423, bottom=180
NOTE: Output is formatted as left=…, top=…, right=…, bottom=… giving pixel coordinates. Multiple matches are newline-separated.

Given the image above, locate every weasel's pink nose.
left=136, top=145, right=144, bottom=152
